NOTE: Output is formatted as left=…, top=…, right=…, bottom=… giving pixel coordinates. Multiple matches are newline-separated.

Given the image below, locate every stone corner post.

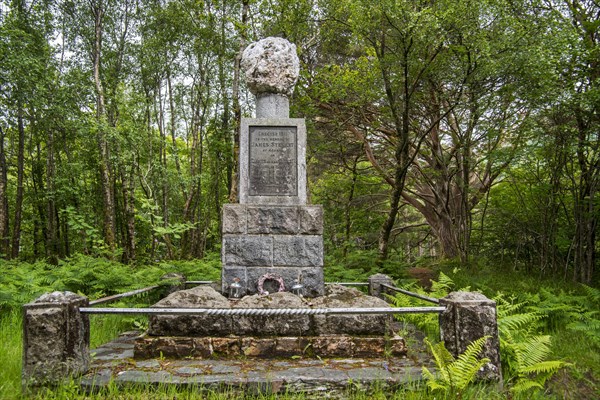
left=439, top=291, right=502, bottom=382
left=368, top=274, right=395, bottom=299
left=22, top=291, right=90, bottom=388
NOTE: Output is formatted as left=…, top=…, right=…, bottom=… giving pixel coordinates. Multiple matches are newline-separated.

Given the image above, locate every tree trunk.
left=377, top=36, right=411, bottom=261
left=229, top=0, right=249, bottom=203
left=46, top=128, right=59, bottom=264
left=0, top=127, right=9, bottom=258
left=343, top=156, right=359, bottom=258
left=92, top=0, right=116, bottom=252
left=121, top=168, right=136, bottom=263
left=11, top=104, right=25, bottom=258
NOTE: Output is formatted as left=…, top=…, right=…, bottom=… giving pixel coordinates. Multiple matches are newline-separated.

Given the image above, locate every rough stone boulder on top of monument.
left=241, top=37, right=300, bottom=96
left=148, top=286, right=232, bottom=337
left=311, top=285, right=392, bottom=336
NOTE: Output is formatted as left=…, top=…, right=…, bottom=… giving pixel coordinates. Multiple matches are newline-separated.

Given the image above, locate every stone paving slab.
left=80, top=331, right=434, bottom=396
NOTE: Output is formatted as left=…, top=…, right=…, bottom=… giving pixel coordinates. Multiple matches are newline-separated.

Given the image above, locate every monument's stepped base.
left=82, top=330, right=430, bottom=397
left=147, top=285, right=392, bottom=337
left=135, top=285, right=400, bottom=359
left=135, top=334, right=406, bottom=359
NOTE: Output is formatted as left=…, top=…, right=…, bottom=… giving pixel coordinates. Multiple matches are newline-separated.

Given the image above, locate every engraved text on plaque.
left=249, top=126, right=297, bottom=196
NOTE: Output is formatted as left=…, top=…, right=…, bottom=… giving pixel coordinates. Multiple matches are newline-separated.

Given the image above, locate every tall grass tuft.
left=0, top=310, right=23, bottom=400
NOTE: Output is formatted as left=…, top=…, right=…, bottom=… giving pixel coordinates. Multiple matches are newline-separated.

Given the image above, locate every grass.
left=0, top=310, right=23, bottom=399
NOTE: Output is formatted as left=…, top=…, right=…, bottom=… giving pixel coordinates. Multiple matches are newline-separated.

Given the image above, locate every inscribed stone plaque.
left=249, top=126, right=297, bottom=196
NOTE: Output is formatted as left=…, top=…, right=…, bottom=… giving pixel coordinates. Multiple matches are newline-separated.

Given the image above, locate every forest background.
left=0, top=0, right=598, bottom=283
left=1, top=1, right=599, bottom=398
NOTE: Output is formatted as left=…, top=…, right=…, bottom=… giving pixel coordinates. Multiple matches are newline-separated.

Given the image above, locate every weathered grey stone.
left=439, top=291, right=502, bottom=382
left=256, top=93, right=290, bottom=118
left=232, top=292, right=310, bottom=336
left=222, top=204, right=247, bottom=234
left=246, top=267, right=325, bottom=297
left=247, top=206, right=299, bottom=234
left=241, top=37, right=300, bottom=97
left=273, top=236, right=323, bottom=267
left=312, top=336, right=355, bottom=357
left=275, top=337, right=302, bottom=357
left=211, top=337, right=241, bottom=357
left=22, top=291, right=90, bottom=387
left=242, top=338, right=277, bottom=357
left=134, top=335, right=404, bottom=359
left=115, top=369, right=175, bottom=384
left=175, top=366, right=205, bottom=376
left=352, top=337, right=385, bottom=357
left=136, top=360, right=161, bottom=369
left=346, top=366, right=393, bottom=381
left=87, top=332, right=424, bottom=394
left=312, top=285, right=392, bottom=335
left=222, top=235, right=272, bottom=266
left=148, top=286, right=232, bottom=337
left=152, top=285, right=230, bottom=308
left=388, top=335, right=407, bottom=356
left=239, top=118, right=307, bottom=205
left=299, top=206, right=323, bottom=234
left=368, top=273, right=395, bottom=299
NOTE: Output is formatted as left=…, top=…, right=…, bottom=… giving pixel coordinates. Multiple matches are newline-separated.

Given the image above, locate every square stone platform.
left=81, top=329, right=433, bottom=396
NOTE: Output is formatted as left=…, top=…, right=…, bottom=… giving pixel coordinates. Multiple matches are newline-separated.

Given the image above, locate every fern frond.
left=451, top=336, right=491, bottom=388
left=425, top=338, right=455, bottom=369
left=498, top=312, right=541, bottom=335
left=519, top=360, right=569, bottom=375
left=430, top=272, right=454, bottom=296
left=514, top=335, right=552, bottom=368
left=423, top=337, right=491, bottom=395
left=581, top=284, right=600, bottom=303
left=510, top=379, right=544, bottom=394
left=422, top=366, right=446, bottom=392
left=567, top=318, right=600, bottom=332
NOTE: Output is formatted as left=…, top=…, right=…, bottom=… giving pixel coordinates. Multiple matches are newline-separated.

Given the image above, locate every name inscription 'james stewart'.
left=249, top=126, right=297, bottom=196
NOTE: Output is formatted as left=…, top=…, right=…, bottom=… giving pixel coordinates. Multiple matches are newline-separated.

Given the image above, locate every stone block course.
left=222, top=204, right=247, bottom=234
left=223, top=204, right=322, bottom=235
left=311, top=285, right=392, bottom=336
left=134, top=335, right=406, bottom=359
left=223, top=235, right=273, bottom=266
left=272, top=236, right=323, bottom=267
left=247, top=206, right=299, bottom=234
left=299, top=206, right=323, bottom=234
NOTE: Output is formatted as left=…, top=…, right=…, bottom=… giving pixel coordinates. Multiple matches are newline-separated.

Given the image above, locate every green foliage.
left=565, top=285, right=600, bottom=348
left=493, top=293, right=570, bottom=396
left=389, top=271, right=461, bottom=337
left=390, top=266, right=577, bottom=396
left=422, top=336, right=490, bottom=397
left=0, top=253, right=221, bottom=313
left=324, top=250, right=383, bottom=283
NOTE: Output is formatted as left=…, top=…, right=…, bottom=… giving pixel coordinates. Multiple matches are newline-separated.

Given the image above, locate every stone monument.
left=134, top=38, right=404, bottom=361
left=221, top=37, right=324, bottom=297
